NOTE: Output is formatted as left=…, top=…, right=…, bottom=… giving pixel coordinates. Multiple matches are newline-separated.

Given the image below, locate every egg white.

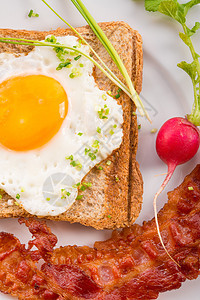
left=0, top=35, right=123, bottom=216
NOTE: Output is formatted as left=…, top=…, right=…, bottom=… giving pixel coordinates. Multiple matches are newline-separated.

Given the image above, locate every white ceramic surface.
left=0, top=1, right=200, bottom=299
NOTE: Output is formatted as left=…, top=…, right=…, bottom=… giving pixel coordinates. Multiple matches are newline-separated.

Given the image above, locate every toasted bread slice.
left=0, top=21, right=143, bottom=229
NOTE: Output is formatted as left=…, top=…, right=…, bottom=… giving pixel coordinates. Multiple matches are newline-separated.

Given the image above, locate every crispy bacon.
left=0, top=165, right=200, bottom=299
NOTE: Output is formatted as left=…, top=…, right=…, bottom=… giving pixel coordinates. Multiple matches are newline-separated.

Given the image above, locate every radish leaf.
left=145, top=0, right=200, bottom=126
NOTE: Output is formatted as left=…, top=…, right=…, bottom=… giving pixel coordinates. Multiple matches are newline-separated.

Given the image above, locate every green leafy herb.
left=145, top=0, right=200, bottom=126
left=28, top=9, right=39, bottom=18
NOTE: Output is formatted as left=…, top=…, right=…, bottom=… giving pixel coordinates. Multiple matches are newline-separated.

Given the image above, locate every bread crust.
left=0, top=21, right=143, bottom=229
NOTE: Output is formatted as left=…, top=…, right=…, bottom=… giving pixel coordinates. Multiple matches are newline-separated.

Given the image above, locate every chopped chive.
left=107, top=215, right=112, bottom=219
left=115, top=176, right=119, bottom=182
left=74, top=55, right=82, bottom=61
left=92, top=140, right=100, bottom=148
left=88, top=152, right=96, bottom=161
left=106, top=160, right=111, bottom=166
left=138, top=124, right=141, bottom=130
left=113, top=124, right=117, bottom=128
left=69, top=72, right=75, bottom=78
left=21, top=188, right=24, bottom=193
left=66, top=155, right=82, bottom=170
left=98, top=105, right=109, bottom=119
left=46, top=197, right=51, bottom=201
left=16, top=194, right=20, bottom=200
left=80, top=182, right=92, bottom=191
left=14, top=201, right=19, bottom=206
left=56, top=61, right=71, bottom=70
left=79, top=63, right=84, bottom=67
left=69, top=68, right=82, bottom=78
left=151, top=128, right=158, bottom=134
left=73, top=182, right=81, bottom=188
left=115, top=88, right=122, bottom=99
left=97, top=165, right=103, bottom=170
left=102, top=94, right=107, bottom=100
left=76, top=195, right=83, bottom=200
left=85, top=148, right=91, bottom=155
left=61, top=189, right=71, bottom=199
left=188, top=186, right=194, bottom=191
left=83, top=182, right=92, bottom=188
left=66, top=155, right=74, bottom=161
left=109, top=129, right=114, bottom=135
left=70, top=160, right=82, bottom=170
left=45, top=35, right=57, bottom=43
left=78, top=132, right=83, bottom=136
left=97, top=127, right=101, bottom=134
left=28, top=9, right=39, bottom=18
left=0, top=195, right=2, bottom=200
left=115, top=93, right=120, bottom=99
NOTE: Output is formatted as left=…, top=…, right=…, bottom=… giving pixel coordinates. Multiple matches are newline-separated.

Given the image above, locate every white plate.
left=0, top=1, right=200, bottom=299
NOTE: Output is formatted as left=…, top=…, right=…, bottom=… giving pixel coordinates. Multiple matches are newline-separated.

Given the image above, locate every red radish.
left=154, top=117, right=200, bottom=265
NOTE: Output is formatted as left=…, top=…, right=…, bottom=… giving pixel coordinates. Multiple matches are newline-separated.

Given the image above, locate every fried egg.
left=0, top=35, right=123, bottom=216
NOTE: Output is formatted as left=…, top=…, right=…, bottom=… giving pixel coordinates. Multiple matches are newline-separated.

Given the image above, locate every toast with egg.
left=0, top=21, right=143, bottom=229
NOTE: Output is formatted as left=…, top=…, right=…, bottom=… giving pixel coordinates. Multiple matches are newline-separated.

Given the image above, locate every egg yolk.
left=0, top=75, right=68, bottom=151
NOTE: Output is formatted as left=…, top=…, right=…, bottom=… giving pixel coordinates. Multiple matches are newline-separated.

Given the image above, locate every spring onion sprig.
left=145, top=0, right=200, bottom=126
left=69, top=0, right=147, bottom=117
left=40, top=0, right=150, bottom=121
left=0, top=36, right=130, bottom=91
left=40, top=0, right=133, bottom=101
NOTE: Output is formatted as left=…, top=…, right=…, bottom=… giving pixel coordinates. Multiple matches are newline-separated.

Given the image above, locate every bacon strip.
left=0, top=165, right=200, bottom=299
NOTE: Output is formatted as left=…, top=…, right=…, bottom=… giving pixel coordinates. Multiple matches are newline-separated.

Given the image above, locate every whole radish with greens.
left=145, top=0, right=200, bottom=265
